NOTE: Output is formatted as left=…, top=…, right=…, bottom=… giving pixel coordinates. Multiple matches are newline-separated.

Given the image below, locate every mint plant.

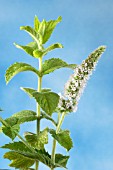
left=0, top=16, right=106, bottom=170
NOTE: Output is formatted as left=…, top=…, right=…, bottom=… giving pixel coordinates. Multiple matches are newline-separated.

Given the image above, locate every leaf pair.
left=2, top=141, right=69, bottom=169
left=5, top=58, right=76, bottom=84
left=14, top=42, right=63, bottom=59
left=24, top=127, right=73, bottom=152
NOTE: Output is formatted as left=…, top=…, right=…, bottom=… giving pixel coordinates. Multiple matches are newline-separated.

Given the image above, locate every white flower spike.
left=57, top=46, right=106, bottom=113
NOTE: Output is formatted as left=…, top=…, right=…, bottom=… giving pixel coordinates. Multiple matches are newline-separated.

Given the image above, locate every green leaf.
left=32, top=92, right=59, bottom=116
left=42, top=16, right=62, bottom=44
left=21, top=87, right=37, bottom=98
left=55, top=154, right=69, bottom=168
left=1, top=141, right=31, bottom=152
left=44, top=43, right=63, bottom=55
left=14, top=42, right=38, bottom=57
left=4, top=151, right=35, bottom=169
left=41, top=112, right=57, bottom=126
left=2, top=140, right=58, bottom=168
left=33, top=43, right=63, bottom=58
left=20, top=26, right=40, bottom=47
left=5, top=117, right=18, bottom=126
left=4, top=149, right=56, bottom=169
left=5, top=62, right=40, bottom=84
left=21, top=87, right=52, bottom=97
left=3, top=143, right=67, bottom=169
left=0, top=116, right=19, bottom=139
left=49, top=129, right=73, bottom=151
left=21, top=89, right=59, bottom=116
left=0, top=110, right=37, bottom=139
left=24, top=128, right=48, bottom=150
left=2, top=124, right=20, bottom=140
left=11, top=110, right=37, bottom=124
left=42, top=58, right=67, bottom=75
left=42, top=58, right=77, bottom=75
left=34, top=15, right=40, bottom=32
left=38, top=20, right=46, bottom=36
left=4, top=110, right=37, bottom=128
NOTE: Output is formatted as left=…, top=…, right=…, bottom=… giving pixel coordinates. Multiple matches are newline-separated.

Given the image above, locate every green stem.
left=35, top=57, right=42, bottom=170
left=51, top=139, right=57, bottom=165
left=51, top=112, right=64, bottom=170
left=56, top=112, right=66, bottom=134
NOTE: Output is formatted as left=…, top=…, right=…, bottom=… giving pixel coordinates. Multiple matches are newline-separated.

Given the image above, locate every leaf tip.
left=20, top=26, right=24, bottom=30
left=58, top=16, right=62, bottom=22
left=20, top=86, right=24, bottom=91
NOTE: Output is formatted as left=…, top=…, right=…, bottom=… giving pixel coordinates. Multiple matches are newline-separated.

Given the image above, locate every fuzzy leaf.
left=55, top=154, right=70, bottom=168
left=42, top=16, right=62, bottom=44
left=38, top=20, right=46, bottom=36
left=32, top=92, right=59, bottom=116
left=5, top=62, right=39, bottom=84
left=21, top=87, right=37, bottom=97
left=24, top=128, right=48, bottom=150
left=34, top=15, right=40, bottom=32
left=21, top=87, right=52, bottom=97
left=2, top=124, right=20, bottom=140
left=49, top=129, right=73, bottom=151
left=5, top=110, right=37, bottom=126
left=4, top=151, right=35, bottom=169
left=14, top=42, right=37, bottom=57
left=5, top=117, right=18, bottom=126
left=42, top=58, right=77, bottom=75
left=21, top=89, right=59, bottom=116
left=11, top=110, right=37, bottom=124
left=4, top=149, right=56, bottom=169
left=43, top=43, right=63, bottom=55
left=20, top=26, right=39, bottom=46
left=1, top=141, right=31, bottom=152
left=0, top=110, right=37, bottom=139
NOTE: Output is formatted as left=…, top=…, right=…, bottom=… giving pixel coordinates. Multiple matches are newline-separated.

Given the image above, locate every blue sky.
left=0, top=0, right=113, bottom=169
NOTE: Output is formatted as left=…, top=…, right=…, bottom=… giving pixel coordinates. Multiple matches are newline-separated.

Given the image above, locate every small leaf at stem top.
left=20, top=26, right=40, bottom=46
left=34, top=15, right=40, bottom=32
left=41, top=16, right=62, bottom=44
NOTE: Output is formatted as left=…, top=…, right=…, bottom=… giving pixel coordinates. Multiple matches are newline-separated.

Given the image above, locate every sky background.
left=0, top=0, right=113, bottom=169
